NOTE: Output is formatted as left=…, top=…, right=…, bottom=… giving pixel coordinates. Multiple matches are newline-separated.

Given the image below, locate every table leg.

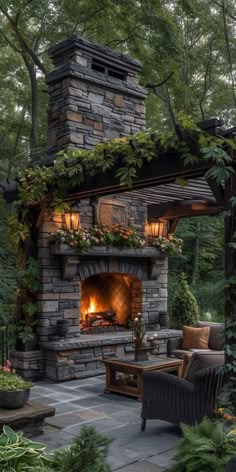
left=177, top=363, right=183, bottom=378
left=137, top=371, right=143, bottom=401
left=104, top=365, right=111, bottom=393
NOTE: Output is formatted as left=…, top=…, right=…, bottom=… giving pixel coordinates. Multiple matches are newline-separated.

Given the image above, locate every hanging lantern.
left=64, top=207, right=80, bottom=231
left=146, top=219, right=166, bottom=241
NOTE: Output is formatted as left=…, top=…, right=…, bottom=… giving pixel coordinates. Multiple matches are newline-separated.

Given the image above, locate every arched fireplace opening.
left=80, top=273, right=142, bottom=333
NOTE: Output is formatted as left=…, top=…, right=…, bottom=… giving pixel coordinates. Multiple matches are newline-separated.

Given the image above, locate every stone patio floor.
left=31, top=375, right=181, bottom=471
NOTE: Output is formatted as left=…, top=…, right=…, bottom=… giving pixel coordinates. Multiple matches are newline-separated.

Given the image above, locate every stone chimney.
left=47, top=36, right=147, bottom=153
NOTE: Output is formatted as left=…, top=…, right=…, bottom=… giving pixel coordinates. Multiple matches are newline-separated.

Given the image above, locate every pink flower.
left=6, top=360, right=11, bottom=367
left=12, top=369, right=16, bottom=374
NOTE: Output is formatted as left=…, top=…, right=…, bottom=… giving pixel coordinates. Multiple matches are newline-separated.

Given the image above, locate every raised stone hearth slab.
left=41, top=330, right=181, bottom=381
left=0, top=401, right=55, bottom=437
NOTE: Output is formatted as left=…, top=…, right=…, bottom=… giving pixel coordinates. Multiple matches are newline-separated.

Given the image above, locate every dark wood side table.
left=102, top=356, right=183, bottom=401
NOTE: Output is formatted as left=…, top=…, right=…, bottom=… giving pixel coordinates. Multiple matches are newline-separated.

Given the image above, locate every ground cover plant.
left=170, top=417, right=236, bottom=472
left=0, top=425, right=112, bottom=472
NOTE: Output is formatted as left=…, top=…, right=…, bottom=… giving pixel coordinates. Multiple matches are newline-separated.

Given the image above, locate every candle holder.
left=132, top=313, right=159, bottom=361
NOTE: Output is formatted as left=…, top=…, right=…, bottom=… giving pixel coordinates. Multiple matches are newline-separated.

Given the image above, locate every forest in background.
left=0, top=0, right=235, bottom=322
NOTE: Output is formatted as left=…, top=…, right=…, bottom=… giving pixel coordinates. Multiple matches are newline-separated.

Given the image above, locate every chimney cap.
left=48, top=35, right=143, bottom=72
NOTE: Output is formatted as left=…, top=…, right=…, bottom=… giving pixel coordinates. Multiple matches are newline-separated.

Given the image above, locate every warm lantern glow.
left=64, top=208, right=80, bottom=231
left=146, top=219, right=166, bottom=240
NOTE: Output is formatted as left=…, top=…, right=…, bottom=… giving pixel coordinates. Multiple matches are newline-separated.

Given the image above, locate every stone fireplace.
left=11, top=36, right=181, bottom=382
left=80, top=273, right=142, bottom=331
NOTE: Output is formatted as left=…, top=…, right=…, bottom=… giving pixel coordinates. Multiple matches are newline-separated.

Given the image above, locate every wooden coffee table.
left=102, top=356, right=183, bottom=401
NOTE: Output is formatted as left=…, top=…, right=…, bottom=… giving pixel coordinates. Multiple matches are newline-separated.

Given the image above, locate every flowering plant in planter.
left=150, top=234, right=183, bottom=255
left=91, top=224, right=146, bottom=248
left=51, top=224, right=145, bottom=249
left=0, top=360, right=32, bottom=409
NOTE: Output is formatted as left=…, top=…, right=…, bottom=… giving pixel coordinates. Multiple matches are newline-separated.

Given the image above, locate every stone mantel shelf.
left=51, top=243, right=165, bottom=258
left=40, top=330, right=182, bottom=352
left=50, top=243, right=166, bottom=280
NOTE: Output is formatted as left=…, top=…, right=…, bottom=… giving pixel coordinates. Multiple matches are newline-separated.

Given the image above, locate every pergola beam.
left=148, top=200, right=222, bottom=220
left=66, top=153, right=210, bottom=201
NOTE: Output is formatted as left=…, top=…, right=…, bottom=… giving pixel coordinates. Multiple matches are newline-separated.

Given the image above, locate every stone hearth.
left=42, top=330, right=181, bottom=381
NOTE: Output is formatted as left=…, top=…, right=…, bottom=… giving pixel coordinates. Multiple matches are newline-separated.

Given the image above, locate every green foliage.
left=0, top=425, right=112, bottom=472
left=0, top=198, right=17, bottom=326
left=52, top=225, right=145, bottom=250
left=49, top=426, right=112, bottom=472
left=171, top=273, right=199, bottom=328
left=14, top=127, right=235, bottom=230
left=18, top=257, right=40, bottom=293
left=0, top=425, right=49, bottom=471
left=170, top=417, right=236, bottom=472
left=0, top=371, right=32, bottom=391
left=168, top=215, right=224, bottom=320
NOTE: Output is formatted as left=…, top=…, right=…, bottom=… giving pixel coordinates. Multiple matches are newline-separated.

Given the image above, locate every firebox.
left=80, top=273, right=142, bottom=332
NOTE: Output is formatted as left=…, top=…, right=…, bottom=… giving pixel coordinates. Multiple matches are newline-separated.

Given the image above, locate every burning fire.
left=88, top=296, right=96, bottom=314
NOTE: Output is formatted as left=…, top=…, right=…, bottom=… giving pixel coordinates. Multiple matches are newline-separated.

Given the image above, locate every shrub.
left=170, top=417, right=236, bottom=472
left=49, top=426, right=112, bottom=472
left=171, top=273, right=199, bottom=329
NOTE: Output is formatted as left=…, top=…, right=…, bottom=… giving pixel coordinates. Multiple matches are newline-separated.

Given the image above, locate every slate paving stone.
left=32, top=378, right=180, bottom=471
left=116, top=460, right=164, bottom=471
left=53, top=402, right=84, bottom=415
left=71, top=395, right=112, bottom=408
left=122, top=433, right=179, bottom=456
left=31, top=386, right=56, bottom=396
left=31, top=430, right=75, bottom=451
left=147, top=447, right=177, bottom=469
left=47, top=408, right=108, bottom=429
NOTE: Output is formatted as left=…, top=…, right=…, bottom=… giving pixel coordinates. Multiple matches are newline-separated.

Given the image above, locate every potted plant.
left=0, top=359, right=32, bottom=409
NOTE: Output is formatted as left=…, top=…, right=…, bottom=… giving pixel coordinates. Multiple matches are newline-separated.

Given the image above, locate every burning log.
left=86, top=309, right=116, bottom=327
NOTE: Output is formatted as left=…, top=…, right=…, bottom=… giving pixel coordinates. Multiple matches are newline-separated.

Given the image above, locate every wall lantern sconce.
left=64, top=207, right=80, bottom=231
left=146, top=219, right=167, bottom=242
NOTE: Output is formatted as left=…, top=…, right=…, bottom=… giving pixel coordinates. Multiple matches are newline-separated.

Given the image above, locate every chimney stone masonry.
left=9, top=37, right=175, bottom=383
left=47, top=36, right=147, bottom=153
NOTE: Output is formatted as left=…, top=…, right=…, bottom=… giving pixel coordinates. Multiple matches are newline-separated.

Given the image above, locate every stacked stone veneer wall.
left=47, top=36, right=147, bottom=153
left=11, top=36, right=170, bottom=382
left=37, top=207, right=168, bottom=344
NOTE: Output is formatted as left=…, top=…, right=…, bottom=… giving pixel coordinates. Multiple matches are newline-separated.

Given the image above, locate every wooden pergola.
left=1, top=117, right=236, bottom=405
left=63, top=119, right=228, bottom=219
left=61, top=118, right=236, bottom=403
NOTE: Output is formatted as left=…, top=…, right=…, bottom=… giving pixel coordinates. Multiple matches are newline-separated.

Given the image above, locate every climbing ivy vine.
left=15, top=126, right=236, bottom=223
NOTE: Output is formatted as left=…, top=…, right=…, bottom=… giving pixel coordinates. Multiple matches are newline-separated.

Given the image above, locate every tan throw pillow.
left=182, top=325, right=210, bottom=350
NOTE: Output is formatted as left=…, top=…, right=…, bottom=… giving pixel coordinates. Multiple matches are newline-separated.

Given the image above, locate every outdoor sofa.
left=167, top=320, right=224, bottom=359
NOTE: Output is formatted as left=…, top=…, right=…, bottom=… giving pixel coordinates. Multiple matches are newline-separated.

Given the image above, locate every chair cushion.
left=196, top=321, right=223, bottom=350
left=182, top=325, right=210, bottom=350
left=184, top=351, right=225, bottom=382
left=172, top=349, right=192, bottom=359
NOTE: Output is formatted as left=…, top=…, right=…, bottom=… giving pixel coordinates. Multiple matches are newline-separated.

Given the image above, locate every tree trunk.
left=28, top=64, right=38, bottom=156
left=22, top=56, right=38, bottom=157
left=192, top=221, right=200, bottom=286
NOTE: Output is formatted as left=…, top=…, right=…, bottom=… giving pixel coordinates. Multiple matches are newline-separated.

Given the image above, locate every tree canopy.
left=0, top=0, right=235, bottom=320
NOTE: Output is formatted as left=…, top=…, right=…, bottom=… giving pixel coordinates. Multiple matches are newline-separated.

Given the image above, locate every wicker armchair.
left=141, top=364, right=224, bottom=430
